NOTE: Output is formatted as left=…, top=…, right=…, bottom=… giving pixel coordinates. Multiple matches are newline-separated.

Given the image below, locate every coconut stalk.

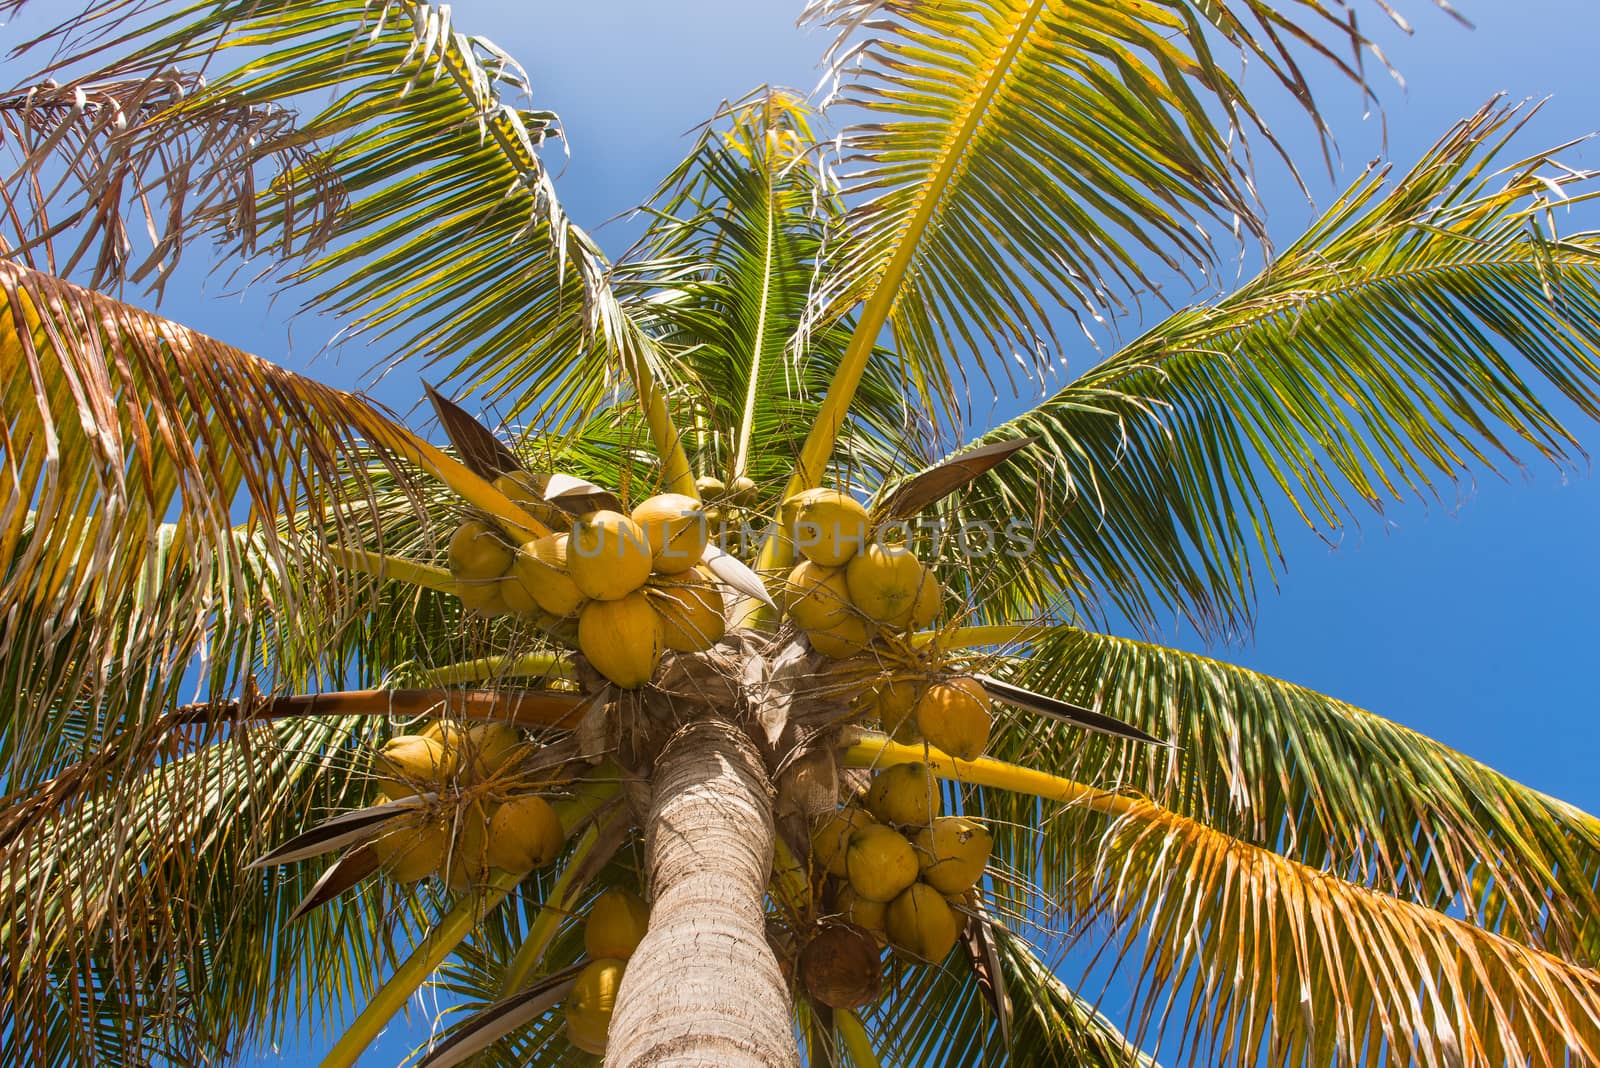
left=842, top=733, right=1138, bottom=819
left=606, top=719, right=799, bottom=1067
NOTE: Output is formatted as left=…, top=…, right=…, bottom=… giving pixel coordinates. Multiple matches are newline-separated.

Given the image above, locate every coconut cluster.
left=780, top=489, right=946, bottom=659
left=564, top=888, right=651, bottom=1055
left=367, top=719, right=565, bottom=886
left=444, top=485, right=729, bottom=689
left=807, top=761, right=993, bottom=992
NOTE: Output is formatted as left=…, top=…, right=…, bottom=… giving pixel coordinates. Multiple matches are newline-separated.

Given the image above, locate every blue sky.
left=18, top=0, right=1596, bottom=1063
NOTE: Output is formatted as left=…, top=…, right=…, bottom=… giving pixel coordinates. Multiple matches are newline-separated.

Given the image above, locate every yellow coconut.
left=865, top=762, right=942, bottom=828
left=811, top=808, right=877, bottom=878
left=835, top=884, right=889, bottom=946
left=565, top=957, right=625, bottom=1056
left=844, top=824, right=920, bottom=903
left=448, top=520, right=514, bottom=581
left=419, top=719, right=466, bottom=749
left=694, top=475, right=727, bottom=499
left=375, top=735, right=455, bottom=800
left=783, top=560, right=853, bottom=631
left=443, top=802, right=493, bottom=890
left=885, top=882, right=961, bottom=963
left=370, top=818, right=448, bottom=883
left=455, top=578, right=509, bottom=617
left=585, top=889, right=651, bottom=960
left=805, top=614, right=876, bottom=660
left=789, top=488, right=871, bottom=567
left=485, top=795, right=565, bottom=872
left=652, top=567, right=726, bottom=652
left=631, top=492, right=709, bottom=574
left=462, top=722, right=523, bottom=781
left=845, top=542, right=929, bottom=628
left=577, top=592, right=663, bottom=688
left=909, top=572, right=945, bottom=630
left=799, top=922, right=883, bottom=1009
left=911, top=817, right=993, bottom=895
left=568, top=510, right=653, bottom=600
left=916, top=677, right=993, bottom=761
left=871, top=678, right=924, bottom=741
left=504, top=536, right=584, bottom=618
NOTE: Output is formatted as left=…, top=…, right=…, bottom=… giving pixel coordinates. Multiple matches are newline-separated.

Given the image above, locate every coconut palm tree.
left=5, top=0, right=1600, bottom=1065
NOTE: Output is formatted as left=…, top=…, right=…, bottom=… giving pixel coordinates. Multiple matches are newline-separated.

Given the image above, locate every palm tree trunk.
left=607, top=718, right=799, bottom=1067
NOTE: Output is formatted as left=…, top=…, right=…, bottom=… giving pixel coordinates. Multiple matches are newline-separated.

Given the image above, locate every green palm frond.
left=846, top=922, right=1155, bottom=1066
left=1, top=716, right=440, bottom=1068
left=790, top=0, right=1450, bottom=460
left=626, top=89, right=931, bottom=504
left=0, top=260, right=527, bottom=1064
left=980, top=625, right=1600, bottom=965
left=2, top=0, right=680, bottom=449
left=910, top=103, right=1600, bottom=634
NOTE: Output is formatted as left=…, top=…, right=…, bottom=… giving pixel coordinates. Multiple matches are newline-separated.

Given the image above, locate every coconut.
left=916, top=677, right=992, bottom=761
left=443, top=802, right=493, bottom=890
left=729, top=475, right=757, bottom=506
left=811, top=808, right=877, bottom=878
left=486, top=795, right=565, bottom=872
left=799, top=922, right=883, bottom=1009
left=835, top=884, right=889, bottom=945
left=788, top=488, right=870, bottom=567
left=652, top=567, right=725, bottom=652
left=871, top=678, right=924, bottom=741
left=885, top=882, right=961, bottom=963
left=631, top=492, right=709, bottom=574
left=909, top=572, right=945, bottom=630
left=568, top=510, right=653, bottom=600
left=565, top=957, right=625, bottom=1056
left=375, top=735, right=455, bottom=800
left=912, top=817, right=993, bottom=895
left=370, top=818, right=447, bottom=883
left=844, top=824, right=920, bottom=903
left=448, top=520, right=514, bottom=581
left=694, top=475, right=726, bottom=499
left=805, top=614, right=876, bottom=660
left=578, top=592, right=662, bottom=688
left=504, top=535, right=584, bottom=618
left=845, top=543, right=929, bottom=628
left=783, top=560, right=853, bottom=631
left=455, top=579, right=509, bottom=617
left=585, top=889, right=650, bottom=960
left=865, top=762, right=942, bottom=828
left=462, top=722, right=523, bottom=781
left=419, top=720, right=465, bottom=749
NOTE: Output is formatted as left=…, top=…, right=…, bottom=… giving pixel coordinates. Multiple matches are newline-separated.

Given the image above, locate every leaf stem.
left=317, top=869, right=521, bottom=1068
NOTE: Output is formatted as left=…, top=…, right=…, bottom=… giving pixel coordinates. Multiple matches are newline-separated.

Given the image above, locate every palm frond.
left=791, top=0, right=1454, bottom=462
left=982, top=624, right=1600, bottom=966
left=849, top=920, right=1156, bottom=1066
left=0, top=74, right=341, bottom=296
left=624, top=88, right=931, bottom=507
left=3, top=0, right=692, bottom=475
left=0, top=260, right=535, bottom=1063
left=1046, top=793, right=1600, bottom=1064
left=913, top=103, right=1600, bottom=634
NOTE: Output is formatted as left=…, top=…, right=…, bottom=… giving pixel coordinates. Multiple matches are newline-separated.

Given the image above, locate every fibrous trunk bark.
left=606, top=718, right=799, bottom=1067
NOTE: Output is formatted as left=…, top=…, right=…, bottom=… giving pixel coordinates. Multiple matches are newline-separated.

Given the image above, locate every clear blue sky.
left=30, top=1, right=1593, bottom=1063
